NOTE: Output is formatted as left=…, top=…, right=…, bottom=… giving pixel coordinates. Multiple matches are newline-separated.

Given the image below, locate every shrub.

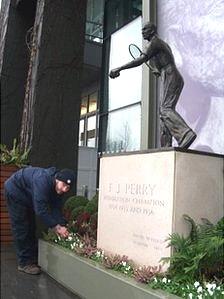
left=84, top=200, right=98, bottom=214
left=88, top=212, right=98, bottom=239
left=71, top=206, right=86, bottom=220
left=84, top=193, right=98, bottom=215
left=64, top=195, right=88, bottom=211
left=73, top=212, right=91, bottom=235
left=67, top=193, right=99, bottom=239
left=63, top=195, right=88, bottom=221
left=161, top=215, right=224, bottom=283
left=0, top=138, right=30, bottom=167
left=133, top=265, right=162, bottom=284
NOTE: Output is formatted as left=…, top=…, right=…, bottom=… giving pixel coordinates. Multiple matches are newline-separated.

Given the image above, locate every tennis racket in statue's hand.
left=128, top=43, right=161, bottom=76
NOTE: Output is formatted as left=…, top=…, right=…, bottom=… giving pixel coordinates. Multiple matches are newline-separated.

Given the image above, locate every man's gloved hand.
left=54, top=224, right=69, bottom=238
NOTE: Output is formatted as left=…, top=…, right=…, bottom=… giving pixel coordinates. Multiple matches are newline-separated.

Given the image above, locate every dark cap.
left=55, top=169, right=75, bottom=187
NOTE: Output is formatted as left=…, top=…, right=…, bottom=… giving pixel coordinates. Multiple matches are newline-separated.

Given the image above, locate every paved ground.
left=1, top=244, right=82, bottom=299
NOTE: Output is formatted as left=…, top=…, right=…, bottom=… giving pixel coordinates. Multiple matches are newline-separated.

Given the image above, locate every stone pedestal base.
left=97, top=149, right=224, bottom=269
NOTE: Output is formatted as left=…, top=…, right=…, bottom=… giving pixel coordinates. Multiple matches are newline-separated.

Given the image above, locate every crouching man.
left=4, top=167, right=75, bottom=275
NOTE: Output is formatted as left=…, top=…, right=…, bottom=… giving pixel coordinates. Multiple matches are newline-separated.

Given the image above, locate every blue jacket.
left=4, top=166, right=67, bottom=228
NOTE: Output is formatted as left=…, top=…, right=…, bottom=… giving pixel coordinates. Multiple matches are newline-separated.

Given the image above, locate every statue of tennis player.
left=109, top=22, right=197, bottom=149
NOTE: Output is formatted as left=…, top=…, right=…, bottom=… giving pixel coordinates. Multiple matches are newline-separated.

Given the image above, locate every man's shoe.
left=179, top=130, right=197, bottom=149
left=18, top=264, right=41, bottom=275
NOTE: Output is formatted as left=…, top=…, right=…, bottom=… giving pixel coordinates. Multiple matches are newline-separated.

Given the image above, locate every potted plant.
left=0, top=138, right=30, bottom=244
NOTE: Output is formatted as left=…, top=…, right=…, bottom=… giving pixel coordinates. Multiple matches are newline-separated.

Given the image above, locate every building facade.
left=1, top=0, right=224, bottom=197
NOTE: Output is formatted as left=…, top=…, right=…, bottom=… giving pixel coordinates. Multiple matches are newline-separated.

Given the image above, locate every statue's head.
left=142, top=22, right=157, bottom=40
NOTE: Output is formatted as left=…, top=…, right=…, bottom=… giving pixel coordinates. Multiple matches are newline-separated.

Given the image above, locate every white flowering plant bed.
left=42, top=228, right=224, bottom=299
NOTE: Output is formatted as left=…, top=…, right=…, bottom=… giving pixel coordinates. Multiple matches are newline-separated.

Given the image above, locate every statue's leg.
left=160, top=68, right=196, bottom=148
left=160, top=117, right=172, bottom=147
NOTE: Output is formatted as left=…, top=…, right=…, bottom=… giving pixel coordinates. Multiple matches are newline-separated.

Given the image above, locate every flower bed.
left=39, top=239, right=180, bottom=299
left=42, top=223, right=224, bottom=299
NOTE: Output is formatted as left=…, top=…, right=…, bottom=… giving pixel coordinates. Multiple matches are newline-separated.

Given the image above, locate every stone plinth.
left=97, top=149, right=224, bottom=269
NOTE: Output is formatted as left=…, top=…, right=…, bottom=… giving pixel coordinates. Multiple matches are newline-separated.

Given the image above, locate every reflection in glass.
left=89, top=92, right=97, bottom=112
left=109, top=17, right=142, bottom=110
left=106, top=104, right=141, bottom=152
left=81, top=96, right=88, bottom=116
left=86, top=0, right=104, bottom=42
left=79, top=119, right=85, bottom=146
left=104, top=0, right=142, bottom=37
left=87, top=115, right=96, bottom=147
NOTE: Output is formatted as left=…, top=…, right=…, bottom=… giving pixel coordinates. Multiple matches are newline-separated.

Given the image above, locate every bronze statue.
left=109, top=22, right=197, bottom=149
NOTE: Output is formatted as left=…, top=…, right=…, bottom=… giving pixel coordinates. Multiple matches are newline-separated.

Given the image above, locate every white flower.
left=68, top=236, right=73, bottom=241
left=121, top=261, right=127, bottom=267
left=96, top=251, right=100, bottom=257
left=162, top=277, right=167, bottom=283
left=197, top=286, right=203, bottom=293
left=206, top=283, right=212, bottom=289
left=206, top=282, right=217, bottom=295
left=154, top=277, right=157, bottom=282
left=194, top=281, right=200, bottom=288
left=188, top=293, right=193, bottom=299
left=197, top=294, right=203, bottom=299
left=208, top=289, right=214, bottom=296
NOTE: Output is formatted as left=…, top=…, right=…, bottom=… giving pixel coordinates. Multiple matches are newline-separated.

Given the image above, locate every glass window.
left=81, top=96, right=88, bottom=116
left=87, top=115, right=96, bottom=147
left=104, top=0, right=142, bottom=38
left=108, top=16, right=142, bottom=110
left=88, top=92, right=97, bottom=112
left=86, top=0, right=104, bottom=42
left=106, top=104, right=141, bottom=152
left=79, top=119, right=85, bottom=146
left=79, top=89, right=99, bottom=148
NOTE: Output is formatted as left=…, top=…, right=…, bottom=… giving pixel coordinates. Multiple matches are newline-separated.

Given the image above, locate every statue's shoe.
left=179, top=130, right=197, bottom=149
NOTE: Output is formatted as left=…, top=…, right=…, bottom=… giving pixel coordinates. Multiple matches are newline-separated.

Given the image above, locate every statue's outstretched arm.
left=109, top=55, right=147, bottom=79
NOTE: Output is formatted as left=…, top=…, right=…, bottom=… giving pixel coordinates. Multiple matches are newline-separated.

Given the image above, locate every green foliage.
left=71, top=206, right=85, bottom=220
left=64, top=195, right=88, bottom=212
left=0, top=138, right=30, bottom=167
left=73, top=234, right=97, bottom=258
left=86, top=192, right=99, bottom=214
left=65, top=193, right=99, bottom=238
left=84, top=194, right=98, bottom=214
left=133, top=265, right=162, bottom=283
left=149, top=278, right=224, bottom=298
left=42, top=229, right=58, bottom=242
left=161, top=215, right=224, bottom=283
left=102, top=254, right=134, bottom=276
left=44, top=221, right=224, bottom=298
